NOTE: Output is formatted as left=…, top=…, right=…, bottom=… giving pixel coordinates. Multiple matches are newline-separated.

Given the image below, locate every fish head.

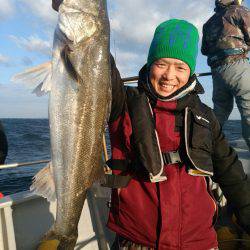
left=60, top=0, right=100, bottom=14
left=56, top=0, right=109, bottom=84
left=58, top=0, right=103, bottom=45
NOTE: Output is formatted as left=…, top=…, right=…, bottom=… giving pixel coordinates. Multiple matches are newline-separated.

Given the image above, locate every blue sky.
left=0, top=0, right=249, bottom=118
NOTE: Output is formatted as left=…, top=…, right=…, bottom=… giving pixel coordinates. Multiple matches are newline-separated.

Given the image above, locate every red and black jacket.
left=106, top=61, right=250, bottom=248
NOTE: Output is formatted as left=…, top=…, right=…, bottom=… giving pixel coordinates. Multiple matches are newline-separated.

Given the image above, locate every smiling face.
left=149, top=58, right=191, bottom=97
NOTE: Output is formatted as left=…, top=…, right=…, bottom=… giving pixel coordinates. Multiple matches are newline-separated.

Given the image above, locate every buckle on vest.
left=162, top=151, right=181, bottom=165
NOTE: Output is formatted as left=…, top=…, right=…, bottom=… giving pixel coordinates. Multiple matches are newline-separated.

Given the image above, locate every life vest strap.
left=162, top=151, right=181, bottom=165
left=101, top=174, right=132, bottom=188
left=106, top=159, right=129, bottom=171
left=103, top=151, right=181, bottom=188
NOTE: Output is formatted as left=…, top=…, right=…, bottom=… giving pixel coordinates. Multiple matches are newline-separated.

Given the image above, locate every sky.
left=0, top=0, right=249, bottom=118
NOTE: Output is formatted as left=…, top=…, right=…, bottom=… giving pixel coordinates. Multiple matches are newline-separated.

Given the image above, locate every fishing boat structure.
left=0, top=178, right=114, bottom=250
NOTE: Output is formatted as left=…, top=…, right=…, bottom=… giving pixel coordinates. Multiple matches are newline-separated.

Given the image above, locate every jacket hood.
left=137, top=64, right=205, bottom=103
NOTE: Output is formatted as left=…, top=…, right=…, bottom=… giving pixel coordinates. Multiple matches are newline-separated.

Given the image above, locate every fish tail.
left=11, top=61, right=52, bottom=96
left=30, top=162, right=56, bottom=202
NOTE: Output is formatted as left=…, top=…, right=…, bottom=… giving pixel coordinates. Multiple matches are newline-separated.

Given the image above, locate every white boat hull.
left=0, top=185, right=114, bottom=250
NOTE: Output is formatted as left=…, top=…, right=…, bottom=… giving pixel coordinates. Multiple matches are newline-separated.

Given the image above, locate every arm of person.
left=210, top=111, right=250, bottom=234
left=109, top=55, right=126, bottom=123
left=201, top=25, right=209, bottom=56
left=238, top=7, right=250, bottom=50
left=106, top=56, right=131, bottom=175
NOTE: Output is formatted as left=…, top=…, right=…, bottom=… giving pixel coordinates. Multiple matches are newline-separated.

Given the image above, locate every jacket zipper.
left=184, top=107, right=213, bottom=176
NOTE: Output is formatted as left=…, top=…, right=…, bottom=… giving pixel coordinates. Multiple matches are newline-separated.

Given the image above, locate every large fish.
left=13, top=0, right=111, bottom=249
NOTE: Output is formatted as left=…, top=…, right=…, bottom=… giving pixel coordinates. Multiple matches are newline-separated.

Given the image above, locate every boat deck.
left=0, top=184, right=114, bottom=250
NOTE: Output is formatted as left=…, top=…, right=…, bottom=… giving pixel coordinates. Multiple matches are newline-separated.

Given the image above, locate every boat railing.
left=0, top=160, right=50, bottom=170
left=121, top=72, right=212, bottom=83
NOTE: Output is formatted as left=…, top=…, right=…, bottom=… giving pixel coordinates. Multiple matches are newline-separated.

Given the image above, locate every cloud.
left=20, top=0, right=57, bottom=25
left=21, top=56, right=33, bottom=66
left=109, top=0, right=214, bottom=75
left=0, top=83, right=48, bottom=118
left=10, top=0, right=215, bottom=76
left=113, top=50, right=144, bottom=77
left=10, top=35, right=52, bottom=56
left=110, top=0, right=165, bottom=45
left=110, top=0, right=213, bottom=44
left=0, top=0, right=15, bottom=21
left=0, top=54, right=12, bottom=67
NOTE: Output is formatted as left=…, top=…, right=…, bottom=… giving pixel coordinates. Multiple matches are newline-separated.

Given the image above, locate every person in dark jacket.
left=201, top=0, right=250, bottom=151
left=105, top=19, right=250, bottom=250
left=0, top=121, right=7, bottom=198
left=0, top=122, right=7, bottom=165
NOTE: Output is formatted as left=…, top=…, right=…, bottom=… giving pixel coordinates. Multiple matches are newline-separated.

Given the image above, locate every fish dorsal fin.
left=30, top=162, right=56, bottom=202
left=11, top=62, right=52, bottom=96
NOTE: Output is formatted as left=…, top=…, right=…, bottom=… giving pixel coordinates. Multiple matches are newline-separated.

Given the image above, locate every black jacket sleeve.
left=108, top=55, right=126, bottom=123
left=210, top=111, right=250, bottom=233
left=238, top=7, right=250, bottom=49
left=0, top=122, right=8, bottom=164
left=201, top=25, right=208, bottom=56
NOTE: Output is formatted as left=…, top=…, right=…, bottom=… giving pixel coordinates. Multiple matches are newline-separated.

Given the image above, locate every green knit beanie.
left=147, top=19, right=199, bottom=75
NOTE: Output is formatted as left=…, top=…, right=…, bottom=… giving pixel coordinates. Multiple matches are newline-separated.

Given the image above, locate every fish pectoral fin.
left=30, top=162, right=56, bottom=202
left=61, top=45, right=81, bottom=85
left=32, top=82, right=47, bottom=97
left=11, top=62, right=52, bottom=96
left=32, top=71, right=53, bottom=96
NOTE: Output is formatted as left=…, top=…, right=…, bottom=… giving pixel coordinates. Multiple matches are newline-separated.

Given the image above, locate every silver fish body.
left=46, top=0, right=111, bottom=247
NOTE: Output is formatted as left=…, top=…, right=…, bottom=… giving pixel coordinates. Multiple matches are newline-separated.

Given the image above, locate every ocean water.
left=0, top=119, right=50, bottom=195
left=0, top=119, right=247, bottom=195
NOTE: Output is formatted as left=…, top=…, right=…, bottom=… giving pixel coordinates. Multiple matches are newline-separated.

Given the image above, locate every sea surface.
left=0, top=119, right=50, bottom=195
left=0, top=118, right=248, bottom=195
